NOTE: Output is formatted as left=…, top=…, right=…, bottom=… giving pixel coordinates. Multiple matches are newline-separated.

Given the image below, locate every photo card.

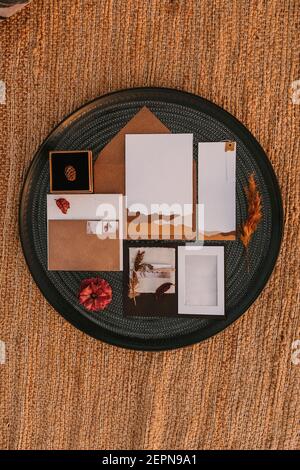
left=124, top=243, right=177, bottom=317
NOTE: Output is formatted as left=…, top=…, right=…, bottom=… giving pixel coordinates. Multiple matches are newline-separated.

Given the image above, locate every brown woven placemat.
left=0, top=0, right=299, bottom=450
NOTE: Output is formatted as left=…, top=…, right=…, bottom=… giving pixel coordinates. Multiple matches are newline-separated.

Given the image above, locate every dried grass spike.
left=240, top=174, right=262, bottom=271
left=128, top=271, right=140, bottom=306
left=134, top=250, right=145, bottom=272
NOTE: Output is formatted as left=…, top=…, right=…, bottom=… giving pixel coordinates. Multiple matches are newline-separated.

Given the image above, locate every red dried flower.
left=78, top=277, right=112, bottom=312
left=55, top=198, right=70, bottom=214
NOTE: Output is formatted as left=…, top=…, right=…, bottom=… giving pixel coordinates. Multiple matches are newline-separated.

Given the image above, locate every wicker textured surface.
left=0, top=0, right=299, bottom=450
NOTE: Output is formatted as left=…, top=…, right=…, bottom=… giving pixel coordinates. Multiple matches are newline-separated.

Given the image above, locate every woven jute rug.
left=0, top=0, right=299, bottom=450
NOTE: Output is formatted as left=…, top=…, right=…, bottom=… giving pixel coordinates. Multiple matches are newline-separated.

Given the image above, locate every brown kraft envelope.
left=48, top=220, right=121, bottom=271
left=94, top=106, right=196, bottom=239
left=94, top=106, right=170, bottom=193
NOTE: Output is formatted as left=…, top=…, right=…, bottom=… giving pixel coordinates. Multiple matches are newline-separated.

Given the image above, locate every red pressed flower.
left=78, top=277, right=112, bottom=312
left=55, top=198, right=70, bottom=214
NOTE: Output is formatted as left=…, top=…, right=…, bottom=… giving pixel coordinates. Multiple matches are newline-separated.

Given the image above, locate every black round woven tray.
left=19, top=88, right=283, bottom=351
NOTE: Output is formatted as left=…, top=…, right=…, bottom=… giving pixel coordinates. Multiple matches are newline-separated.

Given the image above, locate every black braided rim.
left=19, top=88, right=283, bottom=351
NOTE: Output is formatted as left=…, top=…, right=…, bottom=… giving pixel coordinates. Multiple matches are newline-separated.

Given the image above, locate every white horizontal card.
left=47, top=194, right=123, bottom=220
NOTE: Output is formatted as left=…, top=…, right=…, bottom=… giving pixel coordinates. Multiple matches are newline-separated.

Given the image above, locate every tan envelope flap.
left=94, top=106, right=170, bottom=194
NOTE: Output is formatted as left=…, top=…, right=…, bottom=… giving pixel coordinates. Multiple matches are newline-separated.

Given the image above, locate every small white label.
left=0, top=340, right=5, bottom=364
left=0, top=81, right=6, bottom=105
left=87, top=220, right=103, bottom=235
left=291, top=339, right=300, bottom=365
left=87, top=220, right=118, bottom=235
left=102, top=220, right=118, bottom=234
left=290, top=80, right=300, bottom=104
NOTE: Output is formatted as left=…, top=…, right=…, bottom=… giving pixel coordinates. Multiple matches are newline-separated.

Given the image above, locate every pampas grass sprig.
left=240, top=174, right=262, bottom=271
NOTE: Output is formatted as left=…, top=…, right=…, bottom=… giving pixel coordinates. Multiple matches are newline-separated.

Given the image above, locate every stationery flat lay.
left=19, top=88, right=283, bottom=350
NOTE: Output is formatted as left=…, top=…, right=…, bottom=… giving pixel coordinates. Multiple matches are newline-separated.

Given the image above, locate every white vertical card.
left=178, top=246, right=225, bottom=316
left=198, top=142, right=236, bottom=238
left=125, top=134, right=193, bottom=215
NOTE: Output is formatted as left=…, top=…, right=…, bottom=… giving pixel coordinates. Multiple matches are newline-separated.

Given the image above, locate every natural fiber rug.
left=0, top=0, right=299, bottom=450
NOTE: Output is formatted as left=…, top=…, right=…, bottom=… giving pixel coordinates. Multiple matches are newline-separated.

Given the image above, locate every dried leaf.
left=134, top=250, right=145, bottom=271
left=240, top=174, right=262, bottom=271
left=55, top=198, right=70, bottom=214
left=138, top=263, right=154, bottom=276
left=133, top=250, right=153, bottom=276
left=155, top=282, right=174, bottom=299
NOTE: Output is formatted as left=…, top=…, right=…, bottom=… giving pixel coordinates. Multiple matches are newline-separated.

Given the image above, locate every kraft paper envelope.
left=47, top=194, right=123, bottom=271
left=48, top=221, right=122, bottom=271
left=94, top=106, right=196, bottom=239
left=94, top=106, right=170, bottom=194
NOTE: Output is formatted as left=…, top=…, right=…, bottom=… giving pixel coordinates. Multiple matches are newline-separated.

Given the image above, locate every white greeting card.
left=125, top=134, right=194, bottom=239
left=198, top=142, right=236, bottom=240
